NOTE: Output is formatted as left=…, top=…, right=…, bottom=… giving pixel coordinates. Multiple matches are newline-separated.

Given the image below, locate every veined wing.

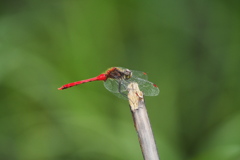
left=128, top=76, right=159, bottom=96
left=104, top=78, right=128, bottom=93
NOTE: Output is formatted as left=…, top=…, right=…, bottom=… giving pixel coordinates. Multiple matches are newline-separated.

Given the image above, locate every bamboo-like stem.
left=128, top=83, right=160, bottom=160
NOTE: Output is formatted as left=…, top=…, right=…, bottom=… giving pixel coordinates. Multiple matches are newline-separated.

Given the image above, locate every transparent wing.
left=111, top=91, right=128, bottom=100
left=104, top=78, right=129, bottom=100
left=104, top=67, right=158, bottom=99
left=104, top=78, right=119, bottom=93
left=104, top=78, right=128, bottom=93
left=131, top=70, right=148, bottom=80
left=128, top=77, right=159, bottom=96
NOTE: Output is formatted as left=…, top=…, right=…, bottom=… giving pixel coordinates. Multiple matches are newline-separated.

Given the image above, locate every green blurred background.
left=1, top=0, right=240, bottom=160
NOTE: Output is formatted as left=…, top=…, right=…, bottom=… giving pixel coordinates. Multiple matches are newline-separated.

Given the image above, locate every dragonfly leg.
left=118, top=81, right=128, bottom=98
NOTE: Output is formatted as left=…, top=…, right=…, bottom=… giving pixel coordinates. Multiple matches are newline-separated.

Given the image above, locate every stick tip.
left=127, top=82, right=144, bottom=111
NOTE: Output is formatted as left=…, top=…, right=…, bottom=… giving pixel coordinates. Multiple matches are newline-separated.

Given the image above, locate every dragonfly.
left=58, top=67, right=159, bottom=99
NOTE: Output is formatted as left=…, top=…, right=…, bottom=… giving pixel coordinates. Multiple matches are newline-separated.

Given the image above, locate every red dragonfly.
left=58, top=67, right=159, bottom=99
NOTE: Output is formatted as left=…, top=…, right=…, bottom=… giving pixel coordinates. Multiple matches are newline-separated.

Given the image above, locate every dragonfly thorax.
left=106, top=68, right=132, bottom=80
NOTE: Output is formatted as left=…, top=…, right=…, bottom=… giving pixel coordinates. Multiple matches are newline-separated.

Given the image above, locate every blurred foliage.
left=1, top=0, right=240, bottom=160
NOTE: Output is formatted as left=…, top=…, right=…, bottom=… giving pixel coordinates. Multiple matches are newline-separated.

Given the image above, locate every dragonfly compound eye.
left=124, top=69, right=132, bottom=79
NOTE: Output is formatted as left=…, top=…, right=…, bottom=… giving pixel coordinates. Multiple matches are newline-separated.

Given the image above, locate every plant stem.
left=128, top=83, right=160, bottom=160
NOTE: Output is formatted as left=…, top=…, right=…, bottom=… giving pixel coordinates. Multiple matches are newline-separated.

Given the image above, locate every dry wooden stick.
left=128, top=83, right=160, bottom=160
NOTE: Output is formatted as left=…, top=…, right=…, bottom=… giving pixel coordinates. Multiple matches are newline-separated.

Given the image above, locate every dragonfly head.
left=123, top=69, right=132, bottom=80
